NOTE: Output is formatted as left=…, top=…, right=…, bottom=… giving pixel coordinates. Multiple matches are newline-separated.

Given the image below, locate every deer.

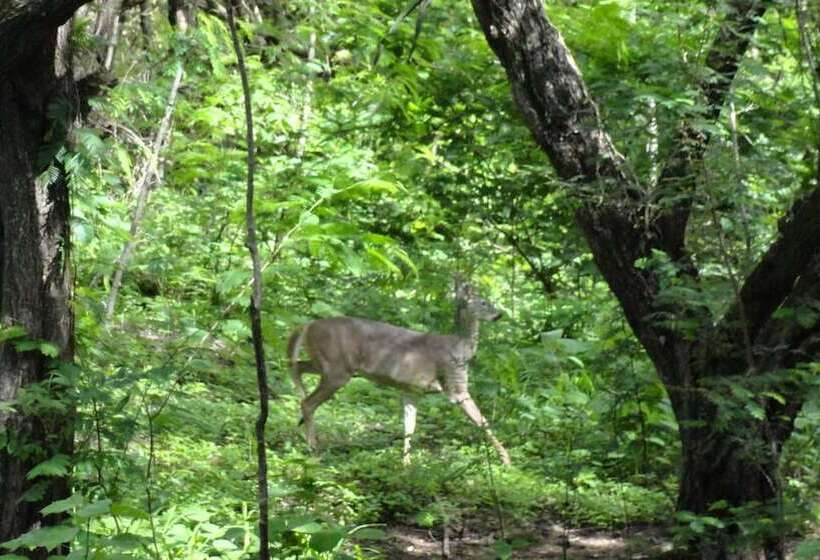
left=287, top=277, right=511, bottom=466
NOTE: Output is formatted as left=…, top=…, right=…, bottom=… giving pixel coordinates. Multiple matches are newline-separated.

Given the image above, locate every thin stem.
left=728, top=100, right=753, bottom=268
left=226, top=3, right=270, bottom=559
left=144, top=406, right=161, bottom=560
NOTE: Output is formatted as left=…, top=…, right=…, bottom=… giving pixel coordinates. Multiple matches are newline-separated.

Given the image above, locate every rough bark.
left=0, top=0, right=88, bottom=72
left=0, top=1, right=90, bottom=555
left=139, top=0, right=153, bottom=43
left=471, top=0, right=816, bottom=556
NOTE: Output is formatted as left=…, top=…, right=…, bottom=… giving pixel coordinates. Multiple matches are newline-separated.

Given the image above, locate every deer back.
left=304, top=317, right=461, bottom=393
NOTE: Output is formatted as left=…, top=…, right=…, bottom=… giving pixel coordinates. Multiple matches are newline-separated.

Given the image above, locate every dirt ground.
left=375, top=520, right=674, bottom=559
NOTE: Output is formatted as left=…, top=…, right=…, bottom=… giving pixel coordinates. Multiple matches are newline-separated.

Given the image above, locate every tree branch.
left=471, top=0, right=678, bottom=373
left=471, top=0, right=634, bottom=192
left=654, top=0, right=772, bottom=260
left=721, top=184, right=820, bottom=345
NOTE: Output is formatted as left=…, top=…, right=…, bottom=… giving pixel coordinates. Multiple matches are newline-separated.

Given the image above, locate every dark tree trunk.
left=140, top=0, right=154, bottom=44
left=168, top=0, right=193, bottom=31
left=471, top=0, right=815, bottom=557
left=0, top=1, right=90, bottom=556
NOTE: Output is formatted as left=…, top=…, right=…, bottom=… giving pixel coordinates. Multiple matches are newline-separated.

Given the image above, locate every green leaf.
left=19, top=481, right=48, bottom=503
left=269, top=515, right=320, bottom=536
left=215, top=269, right=247, bottom=295
left=349, top=527, right=385, bottom=540
left=108, top=532, right=147, bottom=550
left=0, top=326, right=27, bottom=343
left=291, top=521, right=324, bottom=534
left=110, top=502, right=149, bottom=520
left=308, top=529, right=346, bottom=552
left=744, top=402, right=766, bottom=420
left=1, top=525, right=78, bottom=552
left=181, top=505, right=211, bottom=522
left=365, top=246, right=401, bottom=275
left=76, top=499, right=111, bottom=518
left=761, top=391, right=786, bottom=405
left=40, top=494, right=84, bottom=515
left=12, top=339, right=59, bottom=357
left=346, top=178, right=402, bottom=196
left=26, top=455, right=70, bottom=480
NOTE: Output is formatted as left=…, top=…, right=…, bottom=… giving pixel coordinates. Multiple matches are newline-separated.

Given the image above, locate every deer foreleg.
left=402, top=397, right=417, bottom=465
left=456, top=393, right=511, bottom=466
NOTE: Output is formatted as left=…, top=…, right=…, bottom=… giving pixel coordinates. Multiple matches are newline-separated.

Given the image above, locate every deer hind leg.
left=300, top=370, right=350, bottom=450
left=456, top=393, right=511, bottom=466
left=402, top=397, right=417, bottom=465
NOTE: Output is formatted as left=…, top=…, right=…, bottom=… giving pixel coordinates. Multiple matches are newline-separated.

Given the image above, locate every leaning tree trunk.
left=471, top=1, right=817, bottom=557
left=0, top=1, right=90, bottom=555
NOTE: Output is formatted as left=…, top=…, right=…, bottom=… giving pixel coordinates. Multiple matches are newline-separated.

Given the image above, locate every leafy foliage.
left=2, top=0, right=818, bottom=558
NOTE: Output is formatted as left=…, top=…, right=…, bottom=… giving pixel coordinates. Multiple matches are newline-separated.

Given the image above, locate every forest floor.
left=376, top=518, right=673, bottom=559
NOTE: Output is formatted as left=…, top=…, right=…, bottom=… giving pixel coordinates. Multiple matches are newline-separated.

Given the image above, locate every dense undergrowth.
left=3, top=1, right=819, bottom=558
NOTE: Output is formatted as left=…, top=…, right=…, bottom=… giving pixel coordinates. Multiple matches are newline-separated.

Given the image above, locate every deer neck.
left=455, top=310, right=480, bottom=360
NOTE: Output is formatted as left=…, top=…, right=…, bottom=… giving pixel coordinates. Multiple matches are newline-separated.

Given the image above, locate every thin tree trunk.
left=94, top=0, right=124, bottom=68
left=296, top=6, right=317, bottom=159
left=168, top=0, right=191, bottom=32
left=104, top=62, right=183, bottom=320
left=227, top=4, right=271, bottom=560
left=140, top=0, right=153, bottom=44
left=103, top=13, right=122, bottom=71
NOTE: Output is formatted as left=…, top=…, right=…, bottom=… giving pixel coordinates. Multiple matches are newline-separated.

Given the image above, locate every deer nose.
left=492, top=312, right=502, bottom=322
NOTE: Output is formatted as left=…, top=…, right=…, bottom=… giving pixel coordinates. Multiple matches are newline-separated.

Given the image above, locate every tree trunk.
left=0, top=1, right=89, bottom=555
left=140, top=0, right=153, bottom=44
left=470, top=1, right=814, bottom=557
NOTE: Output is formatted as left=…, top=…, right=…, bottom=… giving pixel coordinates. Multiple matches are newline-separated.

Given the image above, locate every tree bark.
left=139, top=0, right=153, bottom=44
left=0, top=1, right=90, bottom=555
left=471, top=0, right=815, bottom=557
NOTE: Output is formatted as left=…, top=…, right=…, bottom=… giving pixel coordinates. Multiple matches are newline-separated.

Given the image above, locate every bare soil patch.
left=377, top=520, right=672, bottom=559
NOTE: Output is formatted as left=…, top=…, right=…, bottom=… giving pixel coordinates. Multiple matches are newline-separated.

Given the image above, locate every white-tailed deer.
left=287, top=277, right=511, bottom=466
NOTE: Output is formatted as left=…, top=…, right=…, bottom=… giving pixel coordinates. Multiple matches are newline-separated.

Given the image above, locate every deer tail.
left=287, top=324, right=308, bottom=399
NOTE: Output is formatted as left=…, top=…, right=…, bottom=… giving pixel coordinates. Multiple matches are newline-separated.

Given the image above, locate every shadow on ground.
left=378, top=521, right=673, bottom=559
